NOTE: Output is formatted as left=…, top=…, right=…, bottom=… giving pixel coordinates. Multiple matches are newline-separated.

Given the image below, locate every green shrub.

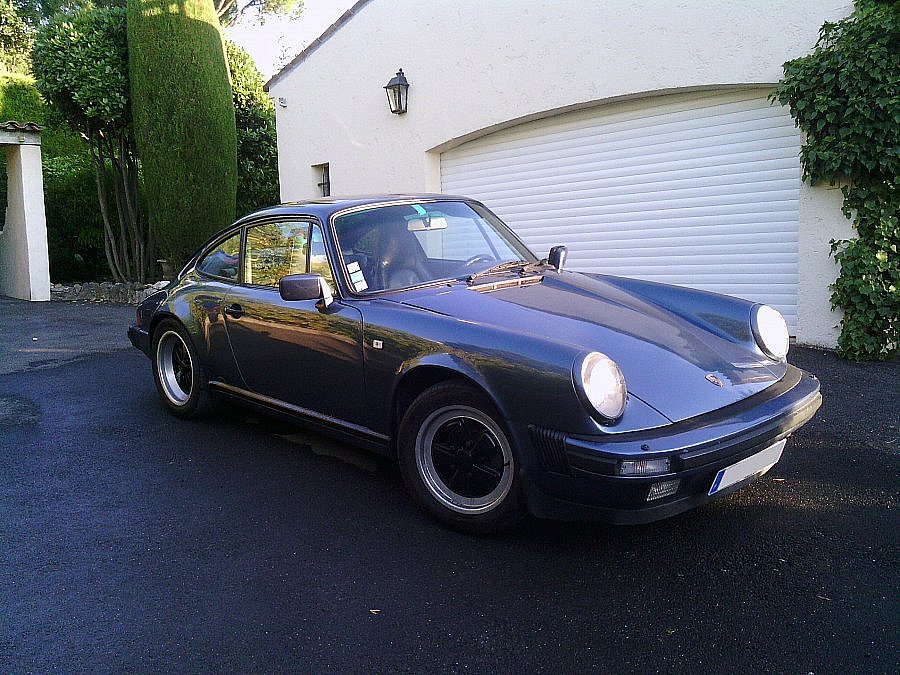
left=829, top=182, right=898, bottom=359
left=34, top=7, right=151, bottom=283
left=0, top=73, right=104, bottom=282
left=42, top=155, right=106, bottom=281
left=0, top=73, right=83, bottom=158
left=773, top=0, right=898, bottom=360
left=226, top=40, right=279, bottom=216
left=128, top=0, right=237, bottom=267
left=0, top=0, right=32, bottom=75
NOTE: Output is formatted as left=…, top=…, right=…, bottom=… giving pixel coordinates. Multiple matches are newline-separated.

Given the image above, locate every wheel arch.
left=390, top=359, right=506, bottom=458
left=147, top=311, right=211, bottom=368
left=148, top=311, right=183, bottom=345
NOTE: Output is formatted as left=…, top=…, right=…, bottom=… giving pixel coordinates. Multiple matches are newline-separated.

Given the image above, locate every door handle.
left=224, top=303, right=244, bottom=319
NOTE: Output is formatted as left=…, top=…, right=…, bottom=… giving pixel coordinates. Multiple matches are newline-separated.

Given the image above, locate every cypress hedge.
left=127, top=0, right=237, bottom=267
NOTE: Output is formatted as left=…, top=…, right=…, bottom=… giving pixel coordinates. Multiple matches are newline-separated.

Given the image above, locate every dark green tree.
left=0, top=73, right=105, bottom=282
left=773, top=0, right=898, bottom=360
left=13, top=0, right=121, bottom=29
left=33, top=6, right=150, bottom=282
left=215, top=0, right=302, bottom=28
left=226, top=40, right=279, bottom=216
left=0, top=0, right=32, bottom=73
left=128, top=0, right=237, bottom=267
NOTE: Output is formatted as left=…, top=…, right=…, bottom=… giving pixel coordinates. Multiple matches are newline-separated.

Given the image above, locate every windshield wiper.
left=466, top=259, right=531, bottom=284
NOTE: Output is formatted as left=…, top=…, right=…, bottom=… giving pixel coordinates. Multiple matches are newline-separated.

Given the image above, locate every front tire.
left=151, top=319, right=212, bottom=418
left=398, top=381, right=525, bottom=534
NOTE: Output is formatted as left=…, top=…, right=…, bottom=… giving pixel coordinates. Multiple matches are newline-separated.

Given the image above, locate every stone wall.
left=50, top=280, right=169, bottom=304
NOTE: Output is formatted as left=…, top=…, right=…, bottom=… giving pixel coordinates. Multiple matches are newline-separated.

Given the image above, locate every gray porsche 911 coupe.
left=129, top=195, right=821, bottom=533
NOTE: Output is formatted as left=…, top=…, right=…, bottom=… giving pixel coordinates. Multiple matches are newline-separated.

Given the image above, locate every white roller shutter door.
left=440, top=90, right=801, bottom=332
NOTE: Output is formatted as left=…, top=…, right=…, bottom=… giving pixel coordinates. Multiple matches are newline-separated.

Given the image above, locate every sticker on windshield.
left=347, top=261, right=368, bottom=292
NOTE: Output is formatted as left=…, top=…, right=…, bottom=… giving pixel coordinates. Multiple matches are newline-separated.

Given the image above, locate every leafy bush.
left=0, top=73, right=105, bottom=282
left=34, top=7, right=151, bottom=282
left=0, top=0, right=32, bottom=74
left=829, top=183, right=898, bottom=359
left=226, top=40, right=279, bottom=216
left=42, top=155, right=106, bottom=281
left=128, top=0, right=237, bottom=267
left=0, top=72, right=83, bottom=157
left=773, top=0, right=898, bottom=360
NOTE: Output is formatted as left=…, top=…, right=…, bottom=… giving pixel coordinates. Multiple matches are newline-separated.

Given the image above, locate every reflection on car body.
left=128, top=195, right=821, bottom=533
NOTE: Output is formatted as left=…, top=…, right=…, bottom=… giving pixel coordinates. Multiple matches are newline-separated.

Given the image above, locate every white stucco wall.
left=268, top=0, right=853, bottom=346
left=0, top=143, right=50, bottom=301
left=797, top=180, right=855, bottom=347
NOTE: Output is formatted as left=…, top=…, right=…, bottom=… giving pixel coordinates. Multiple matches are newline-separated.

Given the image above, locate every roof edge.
left=1, top=121, right=42, bottom=132
left=264, top=0, right=374, bottom=92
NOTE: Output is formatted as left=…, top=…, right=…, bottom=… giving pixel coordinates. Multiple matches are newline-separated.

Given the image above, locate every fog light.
left=619, top=458, right=670, bottom=476
left=647, top=479, right=680, bottom=501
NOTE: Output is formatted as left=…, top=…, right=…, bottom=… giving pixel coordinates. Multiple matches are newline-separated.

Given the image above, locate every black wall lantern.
left=384, top=68, right=409, bottom=114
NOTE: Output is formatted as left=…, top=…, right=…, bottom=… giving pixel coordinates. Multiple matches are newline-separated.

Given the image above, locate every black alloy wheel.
left=399, top=381, right=525, bottom=533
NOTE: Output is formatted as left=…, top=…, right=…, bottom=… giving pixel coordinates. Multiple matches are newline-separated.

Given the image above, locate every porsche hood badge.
left=705, top=373, right=725, bottom=387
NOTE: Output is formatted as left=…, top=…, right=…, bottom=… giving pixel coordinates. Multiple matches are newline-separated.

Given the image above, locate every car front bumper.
left=128, top=325, right=151, bottom=356
left=519, top=365, right=822, bottom=524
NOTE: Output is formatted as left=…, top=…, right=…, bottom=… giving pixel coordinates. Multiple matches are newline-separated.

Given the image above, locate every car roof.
left=235, top=194, right=475, bottom=224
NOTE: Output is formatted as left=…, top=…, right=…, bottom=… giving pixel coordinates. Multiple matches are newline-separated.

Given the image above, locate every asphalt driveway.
left=0, top=296, right=897, bottom=672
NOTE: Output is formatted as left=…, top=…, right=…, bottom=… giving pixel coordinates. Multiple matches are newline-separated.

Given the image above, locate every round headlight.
left=576, top=352, right=627, bottom=421
left=752, top=304, right=789, bottom=359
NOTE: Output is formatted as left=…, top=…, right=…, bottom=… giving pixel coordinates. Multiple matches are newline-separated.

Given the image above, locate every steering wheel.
left=463, top=254, right=496, bottom=267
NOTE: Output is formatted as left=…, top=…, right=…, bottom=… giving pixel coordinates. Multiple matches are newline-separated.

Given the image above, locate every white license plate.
left=708, top=439, right=787, bottom=496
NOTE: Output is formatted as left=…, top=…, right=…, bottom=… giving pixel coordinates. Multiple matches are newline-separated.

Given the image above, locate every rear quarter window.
left=196, top=232, right=241, bottom=281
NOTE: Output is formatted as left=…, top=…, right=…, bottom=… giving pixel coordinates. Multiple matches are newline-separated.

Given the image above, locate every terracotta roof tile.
left=1, top=121, right=42, bottom=132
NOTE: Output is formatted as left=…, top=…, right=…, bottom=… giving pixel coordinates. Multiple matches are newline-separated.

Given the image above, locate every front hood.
left=391, top=273, right=785, bottom=423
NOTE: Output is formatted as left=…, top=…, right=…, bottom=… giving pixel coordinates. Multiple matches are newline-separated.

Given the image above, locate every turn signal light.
left=619, top=458, right=670, bottom=476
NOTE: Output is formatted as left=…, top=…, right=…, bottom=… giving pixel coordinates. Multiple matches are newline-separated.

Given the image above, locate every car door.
left=190, top=229, right=246, bottom=386
left=222, top=220, right=365, bottom=424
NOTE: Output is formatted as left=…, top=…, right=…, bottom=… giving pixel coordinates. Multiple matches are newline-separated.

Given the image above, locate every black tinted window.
left=197, top=232, right=241, bottom=280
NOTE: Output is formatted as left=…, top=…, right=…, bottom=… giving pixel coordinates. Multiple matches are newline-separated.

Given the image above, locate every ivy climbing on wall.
left=772, top=0, right=898, bottom=360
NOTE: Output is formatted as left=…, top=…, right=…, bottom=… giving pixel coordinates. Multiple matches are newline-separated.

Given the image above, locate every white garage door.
left=440, top=89, right=801, bottom=332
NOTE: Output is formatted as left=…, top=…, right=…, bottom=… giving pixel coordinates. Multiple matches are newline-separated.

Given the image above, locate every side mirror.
left=279, top=274, right=334, bottom=309
left=548, top=245, right=568, bottom=271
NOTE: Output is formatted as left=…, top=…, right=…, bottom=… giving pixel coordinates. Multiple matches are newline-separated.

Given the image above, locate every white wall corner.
left=424, top=151, right=441, bottom=193
left=0, top=144, right=50, bottom=301
left=796, top=180, right=854, bottom=348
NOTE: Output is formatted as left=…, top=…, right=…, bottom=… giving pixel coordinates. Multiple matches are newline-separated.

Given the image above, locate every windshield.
left=332, top=200, right=538, bottom=293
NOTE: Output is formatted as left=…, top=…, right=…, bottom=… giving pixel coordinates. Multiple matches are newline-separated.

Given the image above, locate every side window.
left=245, top=222, right=309, bottom=287
left=310, top=224, right=335, bottom=289
left=196, top=232, right=241, bottom=281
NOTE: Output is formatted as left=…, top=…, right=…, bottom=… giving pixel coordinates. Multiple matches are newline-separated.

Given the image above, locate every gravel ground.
left=0, top=297, right=134, bottom=375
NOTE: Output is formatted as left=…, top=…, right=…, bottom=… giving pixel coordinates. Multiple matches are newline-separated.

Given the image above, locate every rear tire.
left=398, top=381, right=525, bottom=534
left=151, top=319, right=213, bottom=418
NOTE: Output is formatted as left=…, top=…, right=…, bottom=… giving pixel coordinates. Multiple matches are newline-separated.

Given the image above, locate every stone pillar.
left=0, top=131, right=50, bottom=301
